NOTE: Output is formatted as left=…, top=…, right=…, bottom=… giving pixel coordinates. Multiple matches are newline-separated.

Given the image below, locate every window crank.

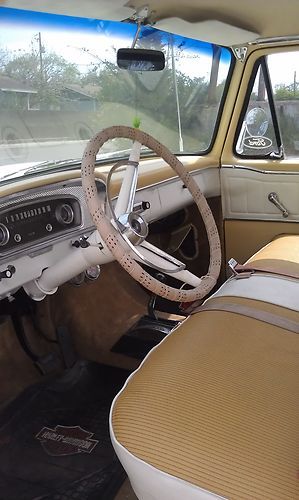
left=268, top=192, right=289, bottom=218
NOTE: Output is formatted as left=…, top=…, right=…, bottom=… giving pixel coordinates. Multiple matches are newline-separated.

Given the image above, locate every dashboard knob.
left=85, top=265, right=101, bottom=282
left=0, top=223, right=10, bottom=246
left=0, top=265, right=15, bottom=279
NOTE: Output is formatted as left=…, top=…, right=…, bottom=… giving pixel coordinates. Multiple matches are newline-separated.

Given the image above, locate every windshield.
left=0, top=7, right=232, bottom=176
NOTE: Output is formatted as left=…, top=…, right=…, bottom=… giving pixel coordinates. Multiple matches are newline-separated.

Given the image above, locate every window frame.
left=233, top=56, right=283, bottom=160
left=199, top=52, right=235, bottom=156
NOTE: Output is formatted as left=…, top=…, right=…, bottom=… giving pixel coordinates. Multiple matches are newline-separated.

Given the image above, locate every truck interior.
left=0, top=1, right=297, bottom=499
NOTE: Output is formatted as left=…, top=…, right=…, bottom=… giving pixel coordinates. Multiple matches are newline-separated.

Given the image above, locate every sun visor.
left=3, top=0, right=135, bottom=21
left=155, top=18, right=259, bottom=46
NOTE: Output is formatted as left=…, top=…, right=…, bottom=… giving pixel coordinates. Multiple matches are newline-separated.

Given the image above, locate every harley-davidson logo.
left=35, top=425, right=99, bottom=457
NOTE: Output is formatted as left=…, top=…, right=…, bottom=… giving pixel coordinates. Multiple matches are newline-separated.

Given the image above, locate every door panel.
left=222, top=165, right=299, bottom=263
left=225, top=219, right=299, bottom=264
left=220, top=47, right=299, bottom=265
left=221, top=166, right=299, bottom=221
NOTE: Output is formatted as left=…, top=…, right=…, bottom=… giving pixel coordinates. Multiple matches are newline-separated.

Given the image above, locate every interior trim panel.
left=0, top=179, right=105, bottom=263
left=221, top=165, right=299, bottom=221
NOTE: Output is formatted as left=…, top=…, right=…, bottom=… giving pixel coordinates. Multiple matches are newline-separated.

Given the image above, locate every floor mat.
left=0, top=361, right=129, bottom=500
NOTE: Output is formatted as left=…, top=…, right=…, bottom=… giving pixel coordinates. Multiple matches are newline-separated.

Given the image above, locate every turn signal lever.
left=133, top=201, right=150, bottom=213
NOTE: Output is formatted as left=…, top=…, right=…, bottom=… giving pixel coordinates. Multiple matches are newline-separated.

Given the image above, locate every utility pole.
left=257, top=68, right=266, bottom=101
left=38, top=32, right=44, bottom=83
left=207, top=45, right=220, bottom=104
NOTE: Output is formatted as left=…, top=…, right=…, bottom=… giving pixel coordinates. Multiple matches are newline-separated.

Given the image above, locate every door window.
left=235, top=59, right=280, bottom=157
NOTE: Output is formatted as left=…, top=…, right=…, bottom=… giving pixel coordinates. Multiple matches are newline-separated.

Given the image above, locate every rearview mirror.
left=117, top=48, right=165, bottom=71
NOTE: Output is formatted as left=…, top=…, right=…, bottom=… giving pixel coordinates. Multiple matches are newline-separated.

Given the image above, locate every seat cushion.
left=111, top=297, right=299, bottom=500
left=246, top=234, right=299, bottom=278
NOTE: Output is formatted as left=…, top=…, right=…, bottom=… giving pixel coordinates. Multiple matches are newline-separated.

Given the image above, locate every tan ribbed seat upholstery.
left=111, top=296, right=299, bottom=500
left=246, top=234, right=299, bottom=277
left=111, top=237, right=299, bottom=499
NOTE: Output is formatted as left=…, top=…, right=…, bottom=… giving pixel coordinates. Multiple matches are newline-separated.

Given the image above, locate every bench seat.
left=110, top=236, right=299, bottom=500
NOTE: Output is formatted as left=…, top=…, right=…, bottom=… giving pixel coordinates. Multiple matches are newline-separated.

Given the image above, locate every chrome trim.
left=123, top=164, right=138, bottom=215
left=106, top=159, right=139, bottom=218
left=109, top=164, right=217, bottom=270
left=222, top=165, right=299, bottom=175
left=138, top=240, right=186, bottom=273
left=127, top=233, right=185, bottom=273
left=268, top=192, right=289, bottom=218
left=106, top=160, right=186, bottom=273
left=225, top=216, right=298, bottom=223
left=0, top=178, right=105, bottom=263
left=0, top=178, right=105, bottom=208
left=0, top=223, right=10, bottom=247
left=249, top=35, right=299, bottom=45
left=55, top=203, right=74, bottom=225
left=232, top=46, right=248, bottom=62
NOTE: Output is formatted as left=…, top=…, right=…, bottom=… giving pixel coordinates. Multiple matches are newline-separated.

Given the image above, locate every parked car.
left=0, top=1, right=298, bottom=499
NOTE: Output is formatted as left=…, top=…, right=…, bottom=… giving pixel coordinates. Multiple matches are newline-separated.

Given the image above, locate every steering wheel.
left=81, top=126, right=221, bottom=302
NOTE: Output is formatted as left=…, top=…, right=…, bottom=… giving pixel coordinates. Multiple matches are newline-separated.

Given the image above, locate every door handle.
left=268, top=192, right=289, bottom=218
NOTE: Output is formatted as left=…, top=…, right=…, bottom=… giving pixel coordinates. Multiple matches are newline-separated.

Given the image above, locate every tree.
left=0, top=47, right=9, bottom=71
left=275, top=83, right=299, bottom=100
left=4, top=48, right=82, bottom=107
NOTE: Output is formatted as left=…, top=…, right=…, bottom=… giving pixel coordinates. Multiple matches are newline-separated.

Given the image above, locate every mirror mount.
left=130, top=6, right=150, bottom=48
left=131, top=20, right=143, bottom=49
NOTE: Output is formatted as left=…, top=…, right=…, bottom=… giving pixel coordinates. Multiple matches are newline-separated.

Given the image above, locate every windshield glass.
left=0, top=7, right=232, bottom=175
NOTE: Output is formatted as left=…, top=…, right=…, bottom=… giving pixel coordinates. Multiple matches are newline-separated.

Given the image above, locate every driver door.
left=221, top=48, right=299, bottom=265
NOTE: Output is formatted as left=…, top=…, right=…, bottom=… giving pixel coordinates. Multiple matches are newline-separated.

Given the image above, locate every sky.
left=0, top=6, right=231, bottom=84
left=0, top=6, right=297, bottom=88
left=268, top=52, right=299, bottom=87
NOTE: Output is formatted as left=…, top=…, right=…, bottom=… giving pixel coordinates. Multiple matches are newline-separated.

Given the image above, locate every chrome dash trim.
left=249, top=35, right=299, bottom=46
left=0, top=178, right=105, bottom=262
left=222, top=165, right=299, bottom=175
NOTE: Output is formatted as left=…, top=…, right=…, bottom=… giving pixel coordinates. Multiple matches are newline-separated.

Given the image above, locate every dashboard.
left=0, top=195, right=81, bottom=253
left=0, top=165, right=220, bottom=301
left=0, top=178, right=105, bottom=300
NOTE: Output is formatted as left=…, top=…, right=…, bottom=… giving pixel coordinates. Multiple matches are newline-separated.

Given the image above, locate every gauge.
left=0, top=223, right=10, bottom=246
left=55, top=203, right=74, bottom=225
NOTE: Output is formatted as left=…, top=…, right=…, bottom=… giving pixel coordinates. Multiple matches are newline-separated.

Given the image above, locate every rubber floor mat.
left=0, top=361, right=129, bottom=500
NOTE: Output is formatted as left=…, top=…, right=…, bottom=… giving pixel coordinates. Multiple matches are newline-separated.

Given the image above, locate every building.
left=0, top=75, right=39, bottom=110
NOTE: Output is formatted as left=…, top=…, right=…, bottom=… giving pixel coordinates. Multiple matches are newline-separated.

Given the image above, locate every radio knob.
left=0, top=223, right=10, bottom=246
left=55, top=203, right=74, bottom=225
